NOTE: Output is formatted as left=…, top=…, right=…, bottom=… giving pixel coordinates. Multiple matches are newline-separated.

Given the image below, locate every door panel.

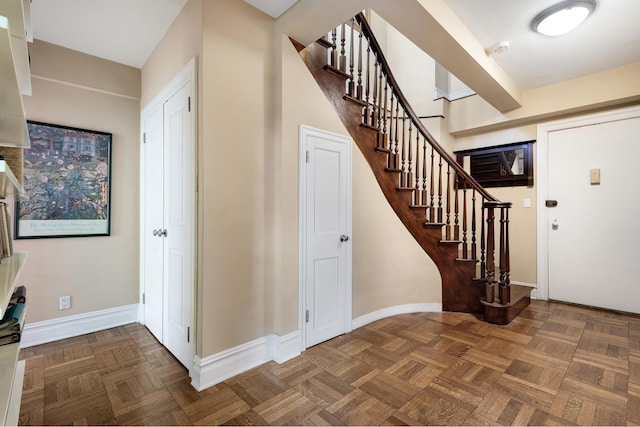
left=548, top=116, right=640, bottom=313
left=312, top=257, right=340, bottom=332
left=142, top=104, right=164, bottom=342
left=162, top=81, right=194, bottom=368
left=305, top=131, right=350, bottom=347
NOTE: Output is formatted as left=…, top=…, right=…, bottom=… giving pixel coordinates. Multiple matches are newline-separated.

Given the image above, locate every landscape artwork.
left=15, top=121, right=112, bottom=238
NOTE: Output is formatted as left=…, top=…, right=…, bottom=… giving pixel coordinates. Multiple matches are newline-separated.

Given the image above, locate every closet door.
left=142, top=104, right=165, bottom=342
left=141, top=59, right=196, bottom=369
left=162, top=80, right=194, bottom=368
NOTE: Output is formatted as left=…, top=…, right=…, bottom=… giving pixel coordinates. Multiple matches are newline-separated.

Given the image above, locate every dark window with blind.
left=455, top=141, right=534, bottom=188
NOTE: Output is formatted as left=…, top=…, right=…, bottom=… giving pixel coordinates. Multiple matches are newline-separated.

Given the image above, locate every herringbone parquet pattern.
left=18, top=300, right=640, bottom=425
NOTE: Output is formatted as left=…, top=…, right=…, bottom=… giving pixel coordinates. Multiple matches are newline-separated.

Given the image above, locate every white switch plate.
left=590, top=168, right=601, bottom=185
left=523, top=198, right=531, bottom=208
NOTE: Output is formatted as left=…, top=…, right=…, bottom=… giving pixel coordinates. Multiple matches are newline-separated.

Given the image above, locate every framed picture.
left=15, top=121, right=112, bottom=239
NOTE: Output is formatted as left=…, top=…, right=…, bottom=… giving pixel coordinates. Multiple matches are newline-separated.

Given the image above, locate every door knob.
left=340, top=234, right=349, bottom=242
left=153, top=228, right=167, bottom=237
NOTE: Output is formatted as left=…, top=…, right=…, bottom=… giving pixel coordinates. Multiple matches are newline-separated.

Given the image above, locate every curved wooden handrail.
left=354, top=13, right=497, bottom=202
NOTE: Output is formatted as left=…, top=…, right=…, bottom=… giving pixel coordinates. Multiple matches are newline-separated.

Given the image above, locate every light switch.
left=590, top=168, right=601, bottom=185
left=523, top=198, right=531, bottom=208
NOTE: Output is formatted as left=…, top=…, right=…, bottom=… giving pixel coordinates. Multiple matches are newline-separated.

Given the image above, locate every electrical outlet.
left=59, top=295, right=71, bottom=310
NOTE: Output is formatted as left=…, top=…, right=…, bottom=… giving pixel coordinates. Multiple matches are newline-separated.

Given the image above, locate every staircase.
left=292, top=13, right=531, bottom=325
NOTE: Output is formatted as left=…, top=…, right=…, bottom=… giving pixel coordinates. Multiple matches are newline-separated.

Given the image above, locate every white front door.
left=547, top=115, right=640, bottom=313
left=301, top=126, right=352, bottom=348
left=141, top=59, right=196, bottom=369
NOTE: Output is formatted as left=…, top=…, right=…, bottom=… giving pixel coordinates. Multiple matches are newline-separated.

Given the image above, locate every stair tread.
left=396, top=187, right=415, bottom=192
left=375, top=147, right=391, bottom=154
left=315, top=38, right=333, bottom=49
left=480, top=284, right=532, bottom=308
left=323, top=64, right=350, bottom=80
left=359, top=122, right=379, bottom=131
left=456, top=258, right=479, bottom=263
left=346, top=94, right=368, bottom=107
left=423, top=222, right=445, bottom=227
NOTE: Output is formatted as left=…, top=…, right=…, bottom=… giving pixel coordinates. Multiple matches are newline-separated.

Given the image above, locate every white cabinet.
left=0, top=253, right=27, bottom=427
left=0, top=0, right=32, bottom=147
left=0, top=161, right=27, bottom=426
left=0, top=1, right=32, bottom=420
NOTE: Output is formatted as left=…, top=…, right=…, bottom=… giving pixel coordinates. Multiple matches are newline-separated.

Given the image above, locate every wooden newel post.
left=484, top=203, right=496, bottom=303
left=499, top=204, right=512, bottom=304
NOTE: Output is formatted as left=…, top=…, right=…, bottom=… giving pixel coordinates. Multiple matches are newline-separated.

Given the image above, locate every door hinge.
left=188, top=96, right=191, bottom=112
left=305, top=309, right=309, bottom=323
left=143, top=133, right=146, bottom=144
left=306, top=151, right=310, bottom=163
left=142, top=293, right=145, bottom=304
left=187, top=326, right=190, bottom=343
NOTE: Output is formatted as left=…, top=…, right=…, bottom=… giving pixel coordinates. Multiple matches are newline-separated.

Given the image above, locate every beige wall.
left=198, top=0, right=275, bottom=356
left=140, top=0, right=202, bottom=109
left=384, top=15, right=438, bottom=118
left=15, top=41, right=141, bottom=323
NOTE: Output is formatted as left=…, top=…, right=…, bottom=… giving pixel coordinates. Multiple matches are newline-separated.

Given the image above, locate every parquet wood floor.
left=18, top=300, right=640, bottom=425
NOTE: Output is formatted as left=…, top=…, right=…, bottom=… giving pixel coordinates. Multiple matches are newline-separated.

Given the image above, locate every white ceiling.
left=29, top=0, right=640, bottom=90
left=242, top=0, right=298, bottom=19
left=442, top=0, right=640, bottom=89
left=30, top=0, right=188, bottom=68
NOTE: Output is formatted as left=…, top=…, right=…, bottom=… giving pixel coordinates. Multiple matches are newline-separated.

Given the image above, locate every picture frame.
left=15, top=121, right=112, bottom=239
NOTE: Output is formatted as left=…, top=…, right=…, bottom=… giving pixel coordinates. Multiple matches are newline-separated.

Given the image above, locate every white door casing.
left=140, top=58, right=196, bottom=369
left=299, top=125, right=352, bottom=348
left=537, top=106, right=640, bottom=312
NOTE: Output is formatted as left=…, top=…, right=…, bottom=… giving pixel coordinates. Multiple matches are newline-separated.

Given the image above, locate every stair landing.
left=481, top=284, right=532, bottom=325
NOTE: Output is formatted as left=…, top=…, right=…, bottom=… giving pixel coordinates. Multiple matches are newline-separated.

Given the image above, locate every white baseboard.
left=190, top=331, right=301, bottom=392
left=271, top=331, right=301, bottom=364
left=20, top=304, right=139, bottom=348
left=352, top=303, right=442, bottom=329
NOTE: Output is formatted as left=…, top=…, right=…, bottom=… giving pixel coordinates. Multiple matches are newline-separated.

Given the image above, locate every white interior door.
left=162, top=80, right=195, bottom=368
left=547, top=116, right=640, bottom=313
left=302, top=126, right=352, bottom=348
left=141, top=59, right=196, bottom=369
left=142, top=104, right=164, bottom=342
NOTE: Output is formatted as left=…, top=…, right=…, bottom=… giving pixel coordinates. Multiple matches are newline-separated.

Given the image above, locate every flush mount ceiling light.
left=531, top=0, right=597, bottom=36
